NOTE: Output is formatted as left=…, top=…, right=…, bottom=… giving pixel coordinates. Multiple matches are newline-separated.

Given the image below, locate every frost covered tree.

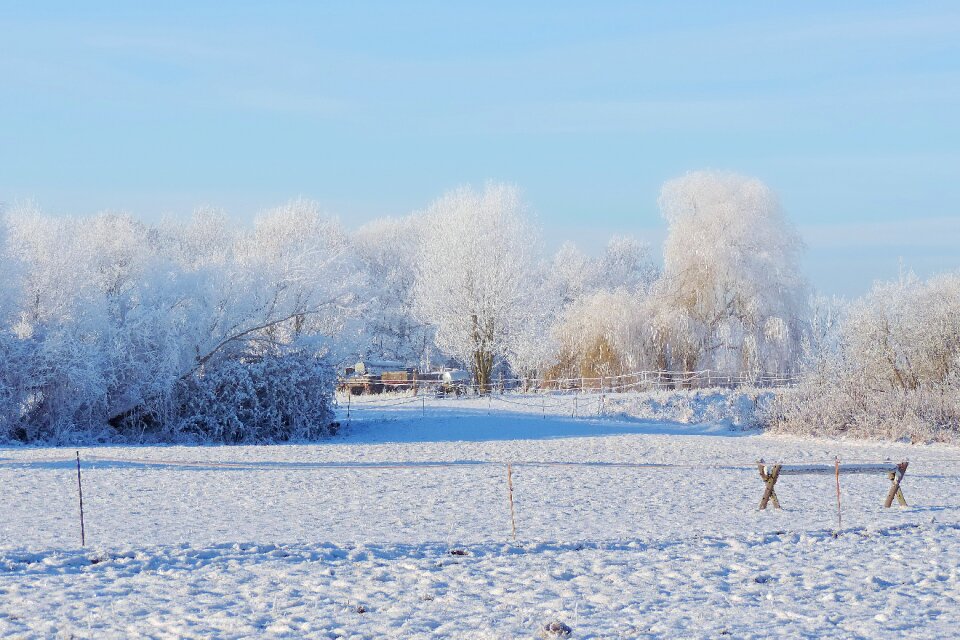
left=1, top=201, right=351, bottom=443
left=232, top=199, right=358, bottom=353
left=0, top=216, right=28, bottom=436
left=504, top=268, right=558, bottom=385
left=352, top=215, right=434, bottom=366
left=770, top=271, right=960, bottom=442
left=139, top=200, right=354, bottom=438
left=544, top=236, right=658, bottom=382
left=0, top=216, right=18, bottom=323
left=414, top=183, right=543, bottom=391
left=549, top=242, right=593, bottom=306
left=844, top=272, right=960, bottom=390
left=153, top=201, right=357, bottom=372
left=548, top=235, right=656, bottom=306
left=595, top=235, right=658, bottom=293
left=3, top=207, right=128, bottom=439
left=656, top=171, right=807, bottom=376
left=493, top=237, right=659, bottom=385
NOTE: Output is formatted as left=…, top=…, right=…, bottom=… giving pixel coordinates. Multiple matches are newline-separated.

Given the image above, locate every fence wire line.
left=488, top=394, right=599, bottom=410
left=338, top=374, right=790, bottom=409
left=339, top=367, right=801, bottom=394
left=6, top=455, right=960, bottom=471
left=340, top=391, right=607, bottom=409
left=341, top=393, right=606, bottom=415
left=468, top=369, right=800, bottom=387
left=342, top=396, right=425, bottom=411
left=341, top=394, right=573, bottom=410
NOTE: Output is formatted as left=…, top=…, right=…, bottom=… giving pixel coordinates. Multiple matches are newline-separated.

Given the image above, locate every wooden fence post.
left=834, top=456, right=842, bottom=529
left=507, top=464, right=517, bottom=541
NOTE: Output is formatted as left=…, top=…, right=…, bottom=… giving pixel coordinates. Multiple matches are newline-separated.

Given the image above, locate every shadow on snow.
left=337, top=405, right=756, bottom=444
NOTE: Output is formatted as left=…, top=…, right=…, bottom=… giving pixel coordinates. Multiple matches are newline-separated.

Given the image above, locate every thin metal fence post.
left=75, top=451, right=86, bottom=547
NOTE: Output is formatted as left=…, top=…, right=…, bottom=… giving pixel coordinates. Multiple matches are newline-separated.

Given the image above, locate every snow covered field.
left=3, top=394, right=960, bottom=638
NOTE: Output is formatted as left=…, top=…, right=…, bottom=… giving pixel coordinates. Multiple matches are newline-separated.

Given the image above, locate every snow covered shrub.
left=603, top=388, right=772, bottom=430
left=0, top=334, right=38, bottom=441
left=768, top=273, right=960, bottom=442
left=1, top=203, right=353, bottom=444
left=549, top=289, right=658, bottom=381
left=170, top=348, right=337, bottom=443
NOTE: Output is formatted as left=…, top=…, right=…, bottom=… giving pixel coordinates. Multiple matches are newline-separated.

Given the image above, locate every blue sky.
left=1, top=1, right=958, bottom=296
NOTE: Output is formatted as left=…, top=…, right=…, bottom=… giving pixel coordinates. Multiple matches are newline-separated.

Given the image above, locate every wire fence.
left=336, top=367, right=802, bottom=420
left=9, top=454, right=960, bottom=469
left=337, top=386, right=748, bottom=422
left=337, top=390, right=610, bottom=421
left=5, top=451, right=960, bottom=549
left=339, top=368, right=801, bottom=399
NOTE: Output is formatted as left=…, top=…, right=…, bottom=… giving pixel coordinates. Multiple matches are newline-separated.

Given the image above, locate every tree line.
left=1, top=170, right=957, bottom=442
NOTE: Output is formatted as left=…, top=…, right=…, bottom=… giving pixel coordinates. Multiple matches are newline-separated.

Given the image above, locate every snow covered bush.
left=169, top=346, right=337, bottom=444
left=605, top=388, right=771, bottom=430
left=540, top=236, right=659, bottom=383
left=768, top=272, right=960, bottom=442
left=549, top=289, right=658, bottom=381
left=0, top=202, right=351, bottom=444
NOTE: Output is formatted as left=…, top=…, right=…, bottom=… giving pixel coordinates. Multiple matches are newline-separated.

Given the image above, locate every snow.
left=3, top=395, right=960, bottom=638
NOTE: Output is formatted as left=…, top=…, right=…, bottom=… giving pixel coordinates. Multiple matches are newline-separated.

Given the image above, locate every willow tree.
left=656, top=171, right=807, bottom=376
left=414, top=183, right=542, bottom=392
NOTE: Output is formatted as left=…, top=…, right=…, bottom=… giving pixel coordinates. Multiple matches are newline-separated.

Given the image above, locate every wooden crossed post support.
left=884, top=461, right=909, bottom=508
left=758, top=462, right=782, bottom=510
left=757, top=460, right=909, bottom=510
